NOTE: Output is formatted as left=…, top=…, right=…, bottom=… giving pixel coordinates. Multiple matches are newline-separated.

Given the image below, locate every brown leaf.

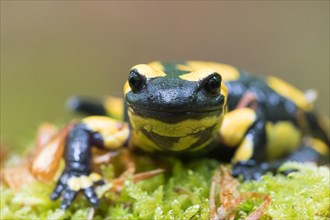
left=93, top=151, right=119, bottom=164
left=35, top=123, right=58, bottom=152
left=219, top=166, right=240, bottom=209
left=217, top=166, right=241, bottom=220
left=209, top=166, right=271, bottom=220
left=210, top=166, right=241, bottom=220
left=245, top=194, right=271, bottom=220
left=31, top=123, right=76, bottom=182
left=209, top=167, right=221, bottom=220
left=108, top=168, right=164, bottom=192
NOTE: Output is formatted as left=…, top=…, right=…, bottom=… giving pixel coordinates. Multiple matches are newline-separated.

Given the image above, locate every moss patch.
left=1, top=155, right=329, bottom=219
left=239, top=162, right=330, bottom=219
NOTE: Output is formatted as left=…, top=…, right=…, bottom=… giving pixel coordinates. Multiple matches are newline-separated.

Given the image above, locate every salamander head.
left=124, top=61, right=228, bottom=152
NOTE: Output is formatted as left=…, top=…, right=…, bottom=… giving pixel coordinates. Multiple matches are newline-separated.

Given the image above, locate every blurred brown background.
left=1, top=1, right=329, bottom=149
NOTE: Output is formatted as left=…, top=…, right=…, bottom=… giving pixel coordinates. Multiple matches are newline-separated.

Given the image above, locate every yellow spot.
left=179, top=70, right=228, bottom=105
left=80, top=175, right=93, bottom=189
left=177, top=61, right=240, bottom=81
left=267, top=76, right=313, bottom=111
left=180, top=69, right=228, bottom=105
left=308, top=137, right=329, bottom=155
left=179, top=68, right=218, bottom=81
left=266, top=121, right=301, bottom=160
left=67, top=176, right=81, bottom=191
left=83, top=116, right=120, bottom=133
left=104, top=96, right=124, bottom=120
left=231, top=134, right=254, bottom=163
left=89, top=172, right=102, bottom=182
left=67, top=175, right=95, bottom=191
left=147, top=61, right=164, bottom=71
left=220, top=108, right=256, bottom=147
left=131, top=64, right=166, bottom=78
left=83, top=116, right=129, bottom=149
left=221, top=83, right=228, bottom=104
left=316, top=113, right=330, bottom=141
left=103, top=128, right=130, bottom=149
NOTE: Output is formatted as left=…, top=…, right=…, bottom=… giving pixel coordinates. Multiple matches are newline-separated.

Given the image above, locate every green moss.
left=1, top=157, right=329, bottom=219
left=239, top=162, right=330, bottom=219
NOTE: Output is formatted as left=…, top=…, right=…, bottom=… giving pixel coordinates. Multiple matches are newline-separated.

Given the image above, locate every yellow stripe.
left=171, top=135, right=200, bottom=151
left=130, top=120, right=221, bottom=152
left=308, top=137, right=329, bottom=155
left=128, top=109, right=219, bottom=137
left=221, top=83, right=228, bottom=104
left=129, top=130, right=162, bottom=152
left=267, top=76, right=313, bottom=111
left=128, top=108, right=224, bottom=152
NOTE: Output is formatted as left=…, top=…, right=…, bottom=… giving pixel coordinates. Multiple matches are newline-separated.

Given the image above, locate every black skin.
left=53, top=69, right=329, bottom=209
left=224, top=73, right=329, bottom=179
left=67, top=96, right=108, bottom=116
left=50, top=124, right=105, bottom=209
left=232, top=143, right=329, bottom=180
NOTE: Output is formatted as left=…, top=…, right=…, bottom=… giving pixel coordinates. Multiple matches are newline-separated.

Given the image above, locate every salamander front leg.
left=219, top=108, right=267, bottom=180
left=247, top=137, right=329, bottom=178
left=50, top=117, right=130, bottom=209
left=230, top=119, right=267, bottom=180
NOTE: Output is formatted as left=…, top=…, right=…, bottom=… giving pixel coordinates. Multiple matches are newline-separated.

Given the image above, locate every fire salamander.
left=38, top=61, right=329, bottom=209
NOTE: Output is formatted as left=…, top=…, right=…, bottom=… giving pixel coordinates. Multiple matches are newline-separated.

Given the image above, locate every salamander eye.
left=204, top=74, right=222, bottom=95
left=128, top=69, right=146, bottom=92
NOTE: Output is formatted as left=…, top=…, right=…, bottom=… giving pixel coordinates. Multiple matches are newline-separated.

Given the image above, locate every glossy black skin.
left=221, top=72, right=329, bottom=179
left=126, top=71, right=225, bottom=123
left=226, top=72, right=329, bottom=145
left=64, top=69, right=328, bottom=166
left=226, top=72, right=298, bottom=123
left=53, top=65, right=329, bottom=209
left=125, top=70, right=226, bottom=153
left=215, top=72, right=297, bottom=163
left=50, top=124, right=105, bottom=209
left=67, top=96, right=108, bottom=116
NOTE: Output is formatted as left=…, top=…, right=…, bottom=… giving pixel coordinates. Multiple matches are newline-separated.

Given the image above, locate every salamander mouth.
left=128, top=105, right=222, bottom=123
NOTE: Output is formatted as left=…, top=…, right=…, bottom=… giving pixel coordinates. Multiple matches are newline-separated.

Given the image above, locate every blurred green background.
left=1, top=1, right=329, bottom=149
